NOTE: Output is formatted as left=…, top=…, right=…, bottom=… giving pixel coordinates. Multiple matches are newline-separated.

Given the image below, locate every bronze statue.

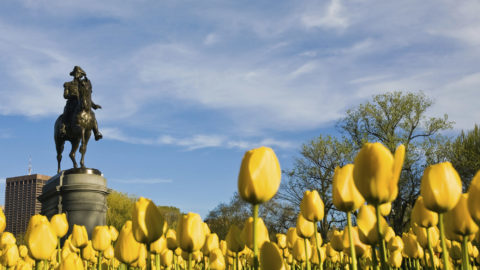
left=54, top=66, right=103, bottom=173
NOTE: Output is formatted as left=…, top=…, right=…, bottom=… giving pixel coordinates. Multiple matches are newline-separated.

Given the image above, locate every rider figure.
left=60, top=66, right=103, bottom=141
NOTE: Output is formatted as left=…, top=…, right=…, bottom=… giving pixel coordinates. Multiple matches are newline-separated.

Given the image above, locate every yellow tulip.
left=59, top=252, right=83, bottom=270
left=238, top=146, right=281, bottom=205
left=411, top=196, right=438, bottom=228
left=402, top=231, right=423, bottom=259
left=114, top=220, right=141, bottom=265
left=209, top=248, right=226, bottom=270
left=332, top=164, right=365, bottom=212
left=219, top=240, right=227, bottom=256
left=71, top=225, right=88, bottom=249
left=132, top=197, right=165, bottom=244
left=286, top=227, right=298, bottom=249
left=0, top=208, right=6, bottom=234
left=165, top=229, right=178, bottom=250
left=330, top=229, right=344, bottom=252
left=50, top=213, right=68, bottom=238
left=160, top=249, right=173, bottom=267
left=342, top=226, right=368, bottom=257
left=18, top=245, right=28, bottom=258
left=176, top=212, right=206, bottom=252
left=81, top=240, right=95, bottom=262
left=25, top=214, right=57, bottom=260
left=309, top=232, right=322, bottom=247
left=103, top=245, right=114, bottom=260
left=353, top=143, right=405, bottom=205
left=388, top=250, right=403, bottom=268
left=292, top=238, right=311, bottom=262
left=467, top=170, right=480, bottom=225
left=412, top=225, right=439, bottom=249
left=226, top=225, right=244, bottom=253
left=276, top=234, right=287, bottom=249
left=1, top=244, right=19, bottom=267
left=311, top=245, right=326, bottom=265
left=300, top=190, right=324, bottom=222
left=420, top=162, right=462, bottom=213
left=0, top=232, right=16, bottom=249
left=444, top=193, right=479, bottom=236
left=92, top=225, right=111, bottom=252
left=109, top=226, right=119, bottom=242
left=296, top=213, right=314, bottom=238
left=387, top=236, right=404, bottom=252
left=150, top=235, right=167, bottom=254
left=379, top=202, right=391, bottom=216
left=202, top=233, right=219, bottom=256
left=260, top=242, right=285, bottom=270
left=357, top=204, right=388, bottom=245
left=131, top=244, right=147, bottom=269
left=241, top=216, right=269, bottom=250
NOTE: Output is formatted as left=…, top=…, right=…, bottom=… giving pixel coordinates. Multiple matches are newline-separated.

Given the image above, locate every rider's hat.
left=69, top=66, right=86, bottom=77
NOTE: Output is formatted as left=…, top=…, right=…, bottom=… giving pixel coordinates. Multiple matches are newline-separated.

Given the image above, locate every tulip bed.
left=2, top=143, right=480, bottom=270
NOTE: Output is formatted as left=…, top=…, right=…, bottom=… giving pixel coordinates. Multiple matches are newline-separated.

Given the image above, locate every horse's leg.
left=70, top=139, right=80, bottom=169
left=55, top=137, right=65, bottom=173
left=80, top=128, right=87, bottom=168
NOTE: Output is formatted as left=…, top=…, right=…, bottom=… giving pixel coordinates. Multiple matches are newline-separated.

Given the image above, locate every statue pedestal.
left=38, top=168, right=110, bottom=237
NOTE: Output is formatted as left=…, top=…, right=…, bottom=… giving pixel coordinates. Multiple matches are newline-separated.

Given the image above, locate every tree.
left=205, top=193, right=295, bottom=240
left=337, top=91, right=453, bottom=233
left=157, top=206, right=182, bottom=229
left=280, top=136, right=355, bottom=238
left=106, top=190, right=137, bottom=232
left=448, top=124, right=480, bottom=188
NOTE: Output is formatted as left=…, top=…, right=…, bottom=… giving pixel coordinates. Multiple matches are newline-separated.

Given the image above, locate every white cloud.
left=301, top=0, right=349, bottom=30
left=204, top=33, right=220, bottom=46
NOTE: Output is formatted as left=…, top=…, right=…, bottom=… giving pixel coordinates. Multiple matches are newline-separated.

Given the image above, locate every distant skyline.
left=0, top=0, right=479, bottom=217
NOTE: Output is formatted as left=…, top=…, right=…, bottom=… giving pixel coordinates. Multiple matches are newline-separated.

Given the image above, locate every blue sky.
left=0, top=0, right=479, bottom=218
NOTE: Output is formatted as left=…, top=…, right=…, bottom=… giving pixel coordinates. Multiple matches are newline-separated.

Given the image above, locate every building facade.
left=5, top=174, right=50, bottom=235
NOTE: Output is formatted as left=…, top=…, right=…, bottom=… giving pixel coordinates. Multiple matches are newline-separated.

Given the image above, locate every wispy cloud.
left=103, top=127, right=295, bottom=150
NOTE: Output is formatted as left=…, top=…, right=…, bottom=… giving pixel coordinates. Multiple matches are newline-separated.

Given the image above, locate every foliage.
left=106, top=191, right=137, bottom=232
left=157, top=206, right=181, bottom=229
left=448, top=124, right=480, bottom=188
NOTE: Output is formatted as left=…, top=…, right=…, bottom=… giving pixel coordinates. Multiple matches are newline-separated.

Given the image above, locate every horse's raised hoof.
left=94, top=132, right=103, bottom=141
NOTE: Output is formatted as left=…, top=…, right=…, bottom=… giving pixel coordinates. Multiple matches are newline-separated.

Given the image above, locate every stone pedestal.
left=38, top=168, right=110, bottom=238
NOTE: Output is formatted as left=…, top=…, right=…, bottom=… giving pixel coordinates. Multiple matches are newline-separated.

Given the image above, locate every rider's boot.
left=94, top=130, right=103, bottom=141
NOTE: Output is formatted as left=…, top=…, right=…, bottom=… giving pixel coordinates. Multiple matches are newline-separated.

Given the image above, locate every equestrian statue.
left=54, top=66, right=103, bottom=173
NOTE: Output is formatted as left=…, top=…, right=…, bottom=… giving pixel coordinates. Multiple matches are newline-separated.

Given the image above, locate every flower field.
left=2, top=142, right=480, bottom=270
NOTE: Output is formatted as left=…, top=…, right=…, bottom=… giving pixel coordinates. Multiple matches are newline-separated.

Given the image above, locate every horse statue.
left=54, top=66, right=102, bottom=173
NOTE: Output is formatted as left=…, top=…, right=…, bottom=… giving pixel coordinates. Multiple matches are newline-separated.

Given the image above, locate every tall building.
left=5, top=174, right=50, bottom=235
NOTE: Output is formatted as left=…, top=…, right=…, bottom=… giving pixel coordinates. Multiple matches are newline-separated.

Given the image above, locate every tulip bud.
left=132, top=197, right=165, bottom=244
left=387, top=236, right=404, bottom=252
left=241, top=217, right=269, bottom=250
left=330, top=229, right=343, bottom=252
left=109, top=226, right=119, bottom=242
left=379, top=202, right=391, bottom=216
left=92, top=225, right=111, bottom=252
left=357, top=204, right=388, bottom=245
left=150, top=235, right=167, bottom=254
left=238, top=146, right=281, bottom=205
left=412, top=225, right=439, bottom=249
left=293, top=238, right=311, bottom=262
left=276, top=234, right=287, bottom=249
left=71, top=225, right=88, bottom=249
left=332, top=164, right=365, bottom=212
left=353, top=143, right=405, bottom=205
left=1, top=244, right=19, bottom=267
left=467, top=170, right=480, bottom=225
left=59, top=252, right=83, bottom=270
left=81, top=240, right=96, bottom=262
left=286, top=227, right=298, bottom=249
left=104, top=245, right=114, bottom=259
left=0, top=208, right=6, bottom=234
left=176, top=212, right=206, bottom=252
left=203, top=233, right=219, bottom=256
left=444, top=193, right=479, bottom=236
left=388, top=250, right=403, bottom=268
left=300, top=190, right=324, bottom=222
left=342, top=226, right=368, bottom=257
left=420, top=162, right=462, bottom=213
left=226, top=225, right=244, bottom=253
left=411, top=196, right=438, bottom=228
left=160, top=249, right=173, bottom=267
left=296, top=213, right=314, bottom=238
left=25, top=214, right=57, bottom=260
left=18, top=245, right=28, bottom=259
left=50, top=213, right=68, bottom=238
left=0, top=232, right=16, bottom=249
left=165, top=229, right=177, bottom=250
left=209, top=248, right=226, bottom=270
left=260, top=242, right=285, bottom=270
left=114, top=220, right=142, bottom=265
left=309, top=232, right=322, bottom=247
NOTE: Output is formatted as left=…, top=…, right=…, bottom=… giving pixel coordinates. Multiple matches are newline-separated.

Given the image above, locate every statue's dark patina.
left=54, top=66, right=102, bottom=173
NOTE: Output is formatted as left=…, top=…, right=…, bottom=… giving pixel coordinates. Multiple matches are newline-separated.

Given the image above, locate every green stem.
left=188, top=252, right=192, bottom=270
left=97, top=251, right=103, bottom=270
left=314, top=222, right=323, bottom=270
left=427, top=228, right=436, bottom=270
left=438, top=213, right=451, bottom=270
left=347, top=212, right=358, bottom=270
left=57, top=237, right=61, bottom=264
left=35, top=260, right=42, bottom=270
left=415, top=259, right=420, bottom=270
left=375, top=205, right=388, bottom=270
left=461, top=236, right=470, bottom=270
left=371, top=245, right=379, bottom=270
left=304, top=237, right=311, bottom=270
left=146, top=245, right=151, bottom=270
left=155, top=253, right=160, bottom=270
left=235, top=252, right=239, bottom=270
left=252, top=204, right=260, bottom=270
